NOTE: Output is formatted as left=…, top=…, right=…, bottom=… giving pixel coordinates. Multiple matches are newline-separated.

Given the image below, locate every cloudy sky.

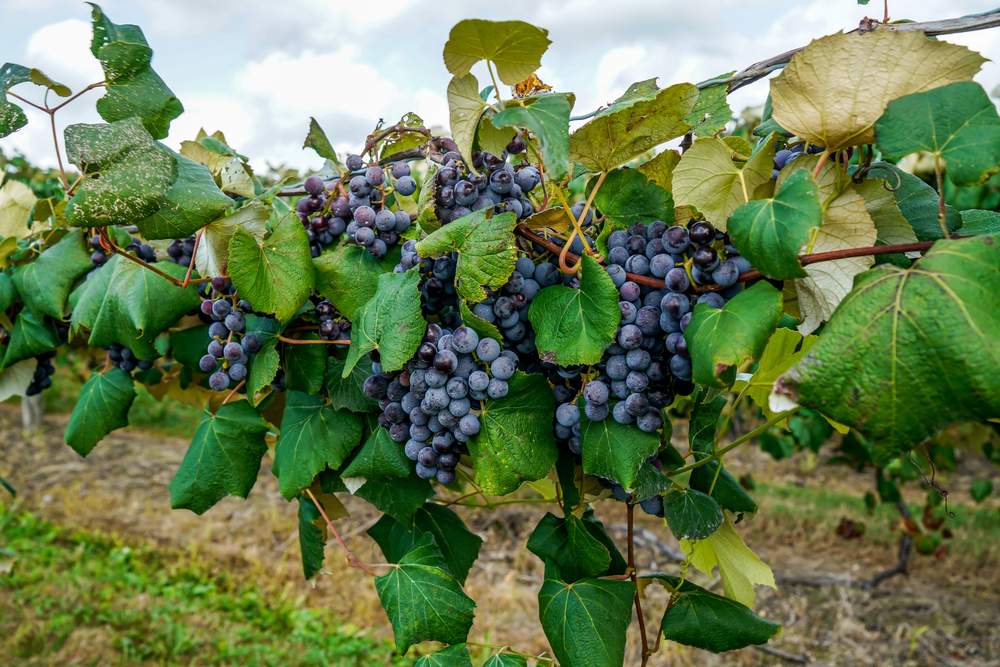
left=2, top=0, right=998, bottom=174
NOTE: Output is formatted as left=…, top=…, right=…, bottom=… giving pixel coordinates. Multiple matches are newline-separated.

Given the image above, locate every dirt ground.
left=2, top=404, right=999, bottom=667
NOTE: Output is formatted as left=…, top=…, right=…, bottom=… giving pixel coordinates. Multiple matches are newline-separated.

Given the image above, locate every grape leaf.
left=641, top=573, right=782, bottom=653
left=458, top=299, right=502, bottom=343
left=528, top=255, right=619, bottom=366
left=341, top=422, right=410, bottom=481
left=135, top=147, right=233, bottom=240
left=538, top=562, right=635, bottom=667
left=875, top=81, right=1000, bottom=187
left=686, top=77, right=733, bottom=138
left=315, top=243, right=399, bottom=320
left=958, top=209, right=1000, bottom=235
left=871, top=163, right=962, bottom=241
left=687, top=389, right=757, bottom=515
left=685, top=281, right=783, bottom=388
left=733, top=327, right=817, bottom=424
left=415, top=644, right=474, bottom=667
left=368, top=504, right=484, bottom=585
left=443, top=20, right=551, bottom=85
left=373, top=533, right=476, bottom=653
left=569, top=83, right=699, bottom=172
left=244, top=315, right=283, bottom=403
left=342, top=270, right=426, bottom=377
left=379, top=112, right=427, bottom=161
left=852, top=177, right=919, bottom=247
left=0, top=178, right=35, bottom=239
left=272, top=392, right=362, bottom=500
left=770, top=29, right=985, bottom=151
left=228, top=214, right=315, bottom=324
left=355, top=467, right=435, bottom=528
left=727, top=170, right=822, bottom=279
left=483, top=654, right=526, bottom=667
left=283, top=334, right=326, bottom=394
left=492, top=93, right=571, bottom=181
left=88, top=3, right=183, bottom=139
left=324, top=356, right=378, bottom=413
left=65, top=368, right=136, bottom=457
left=12, top=230, right=93, bottom=321
left=169, top=400, right=271, bottom=515
left=447, top=74, right=488, bottom=167
left=194, top=201, right=268, bottom=278
left=637, top=149, right=681, bottom=194
left=680, top=515, right=775, bottom=607
left=630, top=461, right=670, bottom=503
left=468, top=371, right=558, bottom=495
left=589, top=168, right=674, bottom=230
left=2, top=310, right=59, bottom=370
left=672, top=134, right=777, bottom=231
left=580, top=413, right=660, bottom=491
left=774, top=235, right=1000, bottom=465
left=88, top=260, right=201, bottom=360
left=302, top=118, right=346, bottom=174
left=64, top=117, right=175, bottom=228
left=662, top=488, right=723, bottom=541
left=0, top=62, right=32, bottom=137
left=0, top=358, right=35, bottom=403
left=297, top=494, right=326, bottom=580
left=526, top=512, right=624, bottom=584
left=416, top=209, right=518, bottom=303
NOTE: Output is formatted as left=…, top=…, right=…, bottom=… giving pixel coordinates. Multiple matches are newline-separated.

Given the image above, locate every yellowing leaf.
left=770, top=30, right=985, bottom=151
left=680, top=514, right=775, bottom=607
left=637, top=150, right=680, bottom=193
left=180, top=139, right=228, bottom=177
left=0, top=179, right=36, bottom=240
left=672, top=134, right=776, bottom=231
left=734, top=328, right=817, bottom=426
left=447, top=74, right=487, bottom=168
left=195, top=201, right=270, bottom=278
left=852, top=178, right=920, bottom=249
left=220, top=157, right=255, bottom=198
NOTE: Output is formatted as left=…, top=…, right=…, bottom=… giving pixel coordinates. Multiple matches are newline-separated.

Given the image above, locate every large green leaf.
left=686, top=77, right=733, bottom=138
left=88, top=260, right=201, bottom=360
left=774, top=235, right=1000, bottom=465
left=169, top=400, right=271, bottom=515
left=368, top=504, right=484, bottom=585
left=875, top=81, right=1000, bottom=187
left=492, top=93, right=571, bottom=181
left=727, top=170, right=822, bottom=279
left=12, top=230, right=93, bottom=321
left=324, top=355, right=378, bottom=412
left=569, top=83, right=699, bottom=172
left=134, top=147, right=232, bottom=240
left=2, top=310, right=59, bottom=370
left=685, top=281, right=783, bottom=388
left=64, top=117, right=175, bottom=228
left=70, top=254, right=120, bottom=338
left=355, top=468, right=435, bottom=528
left=342, top=270, right=426, bottom=377
left=228, top=214, right=315, bottom=324
left=373, top=533, right=476, bottom=654
left=314, top=243, right=397, bottom=320
left=415, top=644, right=474, bottom=667
left=88, top=3, right=183, bottom=139
left=958, top=209, right=1000, bottom=235
left=580, top=414, right=660, bottom=492
left=467, top=371, right=558, bottom=495
left=528, top=255, right=619, bottom=366
left=875, top=163, right=962, bottom=240
left=297, top=494, right=326, bottom=580
left=416, top=209, right=518, bottom=303
left=443, top=20, right=551, bottom=85
left=283, top=334, right=326, bottom=395
left=342, top=423, right=410, bottom=481
left=537, top=563, right=635, bottom=667
left=589, top=168, right=674, bottom=230
left=0, top=63, right=31, bottom=137
left=641, top=573, right=782, bottom=653
left=272, top=392, right=362, bottom=500
left=64, top=368, right=136, bottom=457
left=526, top=513, right=627, bottom=584
left=662, top=488, right=723, bottom=542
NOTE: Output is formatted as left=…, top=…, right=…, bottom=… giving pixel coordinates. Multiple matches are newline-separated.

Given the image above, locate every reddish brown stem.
left=221, top=380, right=245, bottom=404
left=304, top=488, right=377, bottom=577
left=362, top=125, right=431, bottom=158
left=626, top=501, right=651, bottom=667
left=99, top=229, right=194, bottom=286
left=182, top=229, right=204, bottom=287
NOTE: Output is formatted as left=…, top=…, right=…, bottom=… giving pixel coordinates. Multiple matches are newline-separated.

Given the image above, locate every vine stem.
left=708, top=386, right=751, bottom=495
left=277, top=335, right=349, bottom=345
left=181, top=229, right=203, bottom=287
left=558, top=170, right=606, bottom=273
left=98, top=228, right=212, bottom=286
left=48, top=109, right=69, bottom=191
left=362, top=124, right=431, bottom=159
left=304, top=488, right=379, bottom=577
left=221, top=380, right=245, bottom=404
left=668, top=407, right=801, bottom=477
left=485, top=60, right=505, bottom=110
left=626, top=502, right=651, bottom=667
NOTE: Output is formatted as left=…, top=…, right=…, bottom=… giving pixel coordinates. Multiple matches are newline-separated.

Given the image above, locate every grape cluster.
left=89, top=234, right=156, bottom=270
left=24, top=350, right=57, bottom=396
left=364, top=326, right=513, bottom=485
left=432, top=142, right=540, bottom=225
left=396, top=240, right=460, bottom=317
left=196, top=277, right=262, bottom=391
left=106, top=343, right=155, bottom=373
left=314, top=298, right=351, bottom=342
left=167, top=236, right=197, bottom=267
left=770, top=143, right=849, bottom=179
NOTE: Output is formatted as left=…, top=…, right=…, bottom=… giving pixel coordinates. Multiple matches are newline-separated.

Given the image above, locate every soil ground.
left=2, top=404, right=999, bottom=667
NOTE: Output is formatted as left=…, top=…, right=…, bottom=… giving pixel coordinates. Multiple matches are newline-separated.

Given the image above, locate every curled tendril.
left=852, top=163, right=903, bottom=192
left=910, top=447, right=956, bottom=519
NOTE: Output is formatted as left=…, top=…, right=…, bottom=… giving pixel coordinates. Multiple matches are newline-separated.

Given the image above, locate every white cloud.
left=164, top=96, right=254, bottom=152
left=25, top=19, right=104, bottom=90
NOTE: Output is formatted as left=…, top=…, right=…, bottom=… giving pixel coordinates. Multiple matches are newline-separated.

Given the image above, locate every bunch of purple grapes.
left=363, top=325, right=513, bottom=485
left=105, top=343, right=155, bottom=374
left=396, top=240, right=460, bottom=318
left=24, top=350, right=57, bottom=396
left=433, top=140, right=540, bottom=225
left=167, top=236, right=197, bottom=267
left=196, top=277, right=263, bottom=391
left=89, top=234, right=156, bottom=271
left=314, top=297, right=351, bottom=342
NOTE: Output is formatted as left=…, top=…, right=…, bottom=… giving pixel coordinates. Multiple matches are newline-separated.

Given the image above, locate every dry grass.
left=3, top=404, right=999, bottom=666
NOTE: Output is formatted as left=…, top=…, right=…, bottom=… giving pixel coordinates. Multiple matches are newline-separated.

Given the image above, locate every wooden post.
left=21, top=393, right=44, bottom=436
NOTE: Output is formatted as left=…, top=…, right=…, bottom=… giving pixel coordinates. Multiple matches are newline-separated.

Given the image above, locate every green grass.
left=0, top=505, right=411, bottom=667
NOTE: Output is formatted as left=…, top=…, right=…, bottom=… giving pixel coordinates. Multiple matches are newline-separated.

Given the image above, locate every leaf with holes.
left=0, top=63, right=31, bottom=137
